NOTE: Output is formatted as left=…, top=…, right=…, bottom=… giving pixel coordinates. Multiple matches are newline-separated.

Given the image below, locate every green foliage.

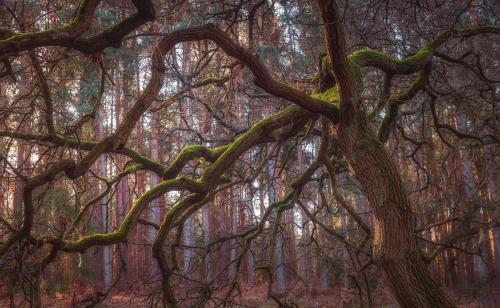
left=76, top=66, right=100, bottom=112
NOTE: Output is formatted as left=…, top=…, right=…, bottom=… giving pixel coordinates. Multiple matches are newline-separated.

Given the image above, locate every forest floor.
left=3, top=284, right=499, bottom=307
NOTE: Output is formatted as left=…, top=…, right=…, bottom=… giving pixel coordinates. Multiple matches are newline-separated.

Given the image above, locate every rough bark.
left=97, top=110, right=112, bottom=288
left=336, top=115, right=455, bottom=307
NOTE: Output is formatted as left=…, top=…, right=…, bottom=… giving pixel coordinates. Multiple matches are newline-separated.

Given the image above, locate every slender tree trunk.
left=97, top=110, right=112, bottom=288
left=298, top=147, right=313, bottom=290
left=183, top=215, right=195, bottom=278
left=246, top=183, right=256, bottom=285
left=267, top=159, right=286, bottom=293
left=455, top=111, right=489, bottom=284
left=229, top=187, right=239, bottom=280
left=120, top=48, right=133, bottom=281
left=202, top=203, right=213, bottom=281
left=131, top=30, right=145, bottom=279
left=29, top=270, right=42, bottom=308
left=486, top=143, right=500, bottom=284
left=149, top=113, right=161, bottom=274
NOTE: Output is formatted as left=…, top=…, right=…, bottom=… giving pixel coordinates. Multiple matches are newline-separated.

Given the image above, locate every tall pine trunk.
left=97, top=110, right=112, bottom=288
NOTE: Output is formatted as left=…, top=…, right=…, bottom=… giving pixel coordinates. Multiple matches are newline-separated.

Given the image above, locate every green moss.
left=209, top=145, right=228, bottom=158
left=163, top=144, right=229, bottom=178
left=289, top=176, right=302, bottom=188
left=404, top=49, right=432, bottom=64
left=174, top=144, right=227, bottom=162
left=349, top=48, right=392, bottom=64
left=348, top=47, right=431, bottom=67
left=321, top=54, right=330, bottom=69
left=62, top=177, right=188, bottom=251
left=202, top=105, right=304, bottom=182
left=202, top=131, right=254, bottom=180
left=0, top=0, right=89, bottom=45
left=347, top=47, right=432, bottom=91
left=69, top=0, right=87, bottom=26
left=219, top=173, right=231, bottom=183
left=311, top=86, right=340, bottom=106
left=179, top=144, right=205, bottom=156
left=348, top=59, right=364, bottom=91
left=1, top=30, right=54, bottom=44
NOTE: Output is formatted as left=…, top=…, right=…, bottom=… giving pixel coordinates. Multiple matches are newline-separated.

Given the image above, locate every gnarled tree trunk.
left=337, top=116, right=455, bottom=307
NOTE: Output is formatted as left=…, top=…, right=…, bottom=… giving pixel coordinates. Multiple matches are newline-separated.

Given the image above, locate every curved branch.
left=378, top=64, right=432, bottom=142
left=156, top=24, right=339, bottom=121
left=316, top=0, right=358, bottom=122
left=349, top=48, right=432, bottom=75
left=0, top=0, right=156, bottom=58
left=68, top=164, right=142, bottom=234
left=427, top=25, right=500, bottom=50
left=46, top=176, right=204, bottom=252
left=348, top=25, right=500, bottom=77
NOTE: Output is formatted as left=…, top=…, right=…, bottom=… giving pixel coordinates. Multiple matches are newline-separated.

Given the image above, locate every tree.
left=0, top=0, right=498, bottom=307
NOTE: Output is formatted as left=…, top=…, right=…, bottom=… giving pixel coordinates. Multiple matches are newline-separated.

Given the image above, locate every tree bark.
left=337, top=116, right=455, bottom=307
left=97, top=110, right=112, bottom=289
left=267, top=158, right=286, bottom=293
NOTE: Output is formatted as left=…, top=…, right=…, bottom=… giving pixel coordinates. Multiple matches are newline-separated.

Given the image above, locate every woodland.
left=0, top=0, right=499, bottom=307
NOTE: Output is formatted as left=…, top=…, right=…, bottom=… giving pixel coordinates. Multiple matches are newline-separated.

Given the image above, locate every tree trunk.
left=97, top=109, right=112, bottom=289
left=149, top=113, right=161, bottom=274
left=202, top=203, right=213, bottom=281
left=267, top=158, right=286, bottom=293
left=298, top=147, right=313, bottom=290
left=337, top=116, right=455, bottom=307
left=229, top=187, right=239, bottom=280
left=183, top=215, right=195, bottom=278
left=486, top=143, right=500, bottom=284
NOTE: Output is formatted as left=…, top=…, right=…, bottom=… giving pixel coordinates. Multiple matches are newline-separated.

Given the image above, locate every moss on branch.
left=311, top=86, right=340, bottom=106
left=163, top=144, right=228, bottom=179
left=202, top=105, right=312, bottom=183
left=349, top=48, right=431, bottom=67
left=50, top=176, right=204, bottom=252
left=348, top=47, right=432, bottom=78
